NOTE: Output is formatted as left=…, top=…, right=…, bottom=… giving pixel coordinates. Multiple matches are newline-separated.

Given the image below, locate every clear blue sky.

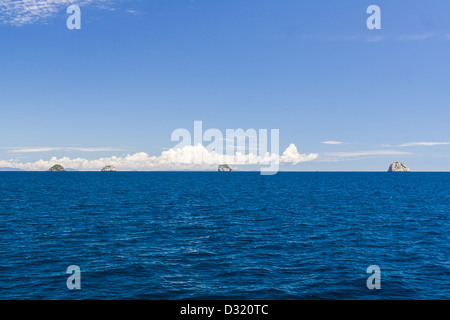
left=1, top=0, right=450, bottom=171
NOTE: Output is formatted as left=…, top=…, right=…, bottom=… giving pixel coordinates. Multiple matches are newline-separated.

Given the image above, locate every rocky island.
left=48, top=164, right=65, bottom=171
left=218, top=164, right=232, bottom=172
left=388, top=162, right=410, bottom=172
left=101, top=165, right=117, bottom=172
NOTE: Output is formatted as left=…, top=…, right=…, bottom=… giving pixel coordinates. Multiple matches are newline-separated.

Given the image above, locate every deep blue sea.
left=0, top=172, right=448, bottom=300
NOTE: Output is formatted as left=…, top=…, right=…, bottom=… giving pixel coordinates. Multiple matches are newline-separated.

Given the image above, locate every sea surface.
left=0, top=172, right=448, bottom=300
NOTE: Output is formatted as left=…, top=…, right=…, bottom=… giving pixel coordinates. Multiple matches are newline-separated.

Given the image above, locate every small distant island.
left=218, top=164, right=232, bottom=172
left=101, top=165, right=117, bottom=172
left=388, top=162, right=410, bottom=172
left=48, top=164, right=65, bottom=172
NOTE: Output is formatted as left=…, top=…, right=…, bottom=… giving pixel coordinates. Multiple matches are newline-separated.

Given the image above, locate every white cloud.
left=0, top=143, right=318, bottom=171
left=321, top=141, right=344, bottom=145
left=324, top=150, right=412, bottom=158
left=0, top=0, right=111, bottom=26
left=9, top=147, right=61, bottom=153
left=397, top=33, right=435, bottom=41
left=8, top=147, right=122, bottom=153
left=66, top=147, right=123, bottom=152
left=288, top=32, right=440, bottom=43
left=399, top=142, right=450, bottom=147
left=280, top=144, right=318, bottom=165
left=126, top=9, right=139, bottom=15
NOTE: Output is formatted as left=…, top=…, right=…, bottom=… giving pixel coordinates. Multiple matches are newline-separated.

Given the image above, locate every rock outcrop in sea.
left=101, top=165, right=117, bottom=172
left=48, top=164, right=65, bottom=171
left=218, top=164, right=232, bottom=172
left=388, top=162, right=410, bottom=172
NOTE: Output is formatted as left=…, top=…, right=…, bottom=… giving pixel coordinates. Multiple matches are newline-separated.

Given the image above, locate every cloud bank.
left=0, top=143, right=318, bottom=171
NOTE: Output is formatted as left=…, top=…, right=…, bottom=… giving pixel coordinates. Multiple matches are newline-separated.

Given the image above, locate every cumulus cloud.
left=280, top=144, right=318, bottom=164
left=0, top=143, right=318, bottom=171
left=0, top=0, right=111, bottom=26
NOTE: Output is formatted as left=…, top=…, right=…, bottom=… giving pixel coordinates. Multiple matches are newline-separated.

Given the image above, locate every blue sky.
left=1, top=0, right=450, bottom=171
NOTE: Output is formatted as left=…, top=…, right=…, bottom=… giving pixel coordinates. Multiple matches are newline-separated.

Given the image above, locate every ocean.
left=0, top=172, right=448, bottom=299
